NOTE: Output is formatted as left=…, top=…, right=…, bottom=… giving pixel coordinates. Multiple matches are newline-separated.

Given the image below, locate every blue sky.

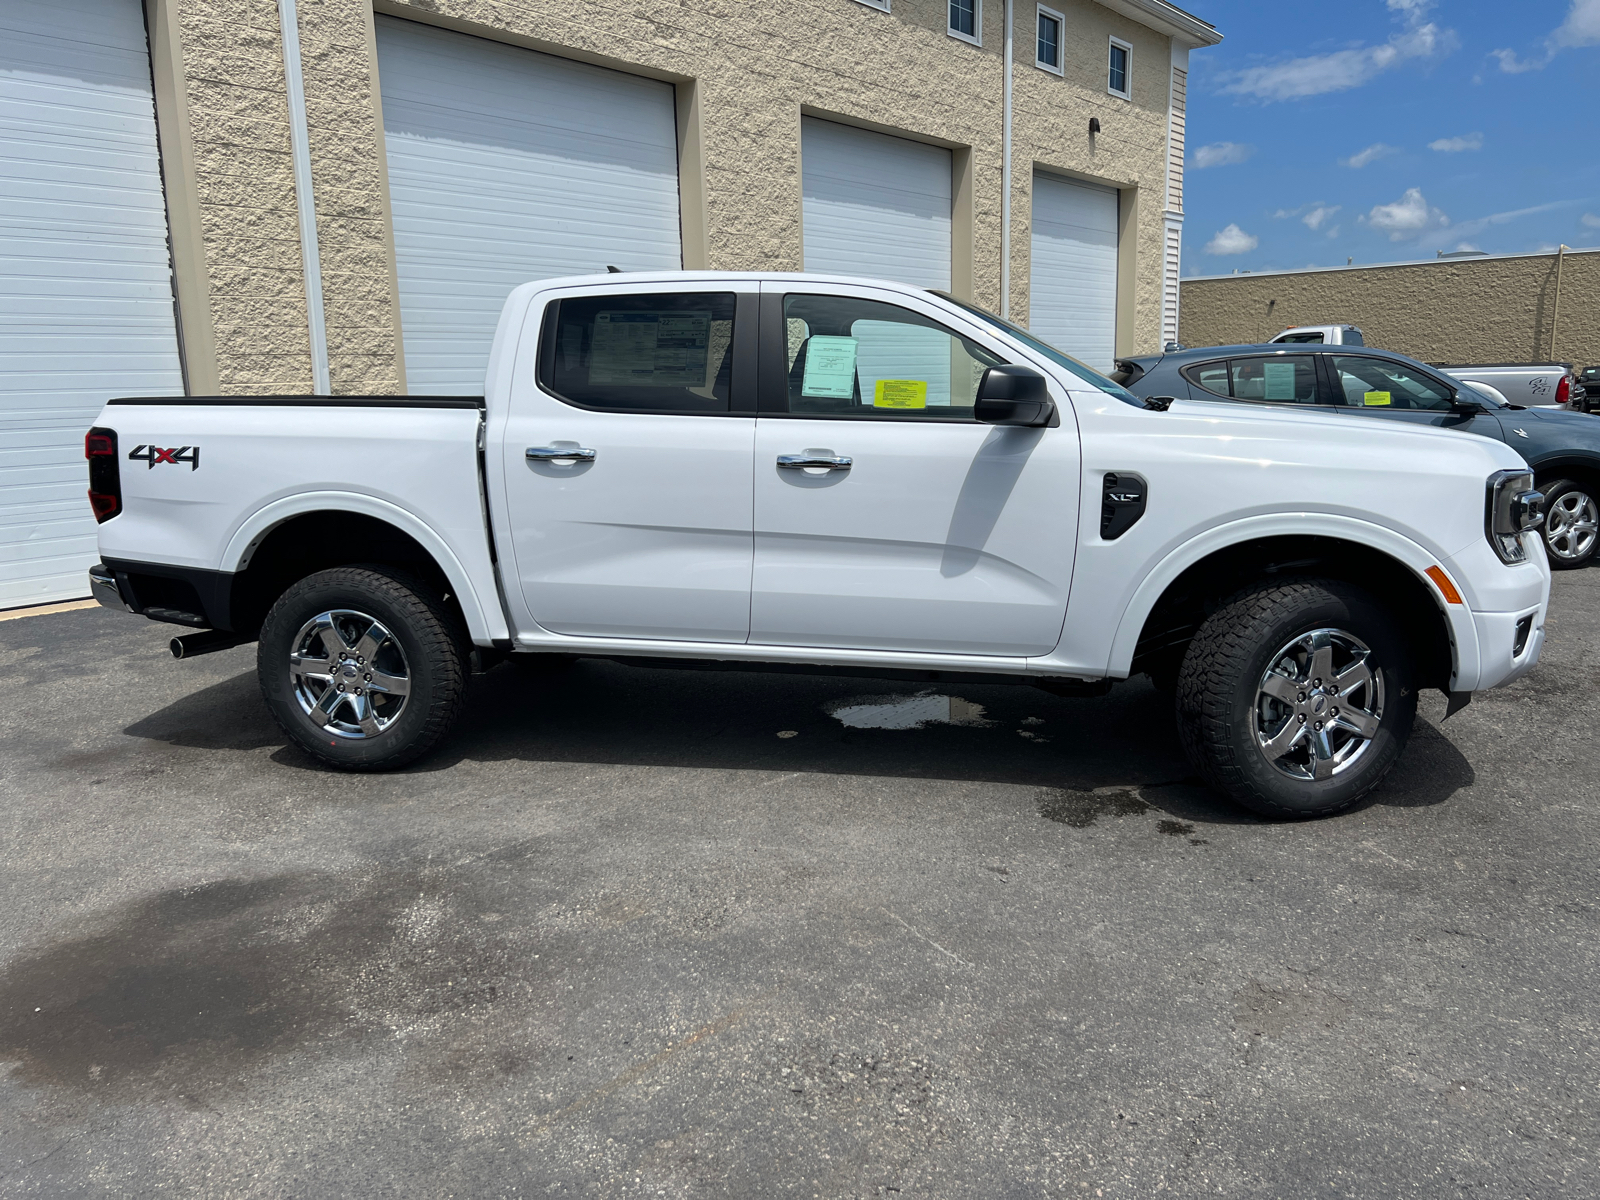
left=1181, top=0, right=1599, bottom=276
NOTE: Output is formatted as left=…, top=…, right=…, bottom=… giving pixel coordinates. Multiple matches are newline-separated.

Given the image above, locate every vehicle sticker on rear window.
left=873, top=380, right=928, bottom=409
left=800, top=335, right=859, bottom=399
left=588, top=311, right=711, bottom=387
left=1363, top=391, right=1392, bottom=406
left=1263, top=362, right=1298, bottom=401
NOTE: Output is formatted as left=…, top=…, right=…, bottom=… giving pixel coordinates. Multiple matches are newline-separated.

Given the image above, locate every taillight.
left=86, top=426, right=121, bottom=523
left=1556, top=375, right=1570, bottom=405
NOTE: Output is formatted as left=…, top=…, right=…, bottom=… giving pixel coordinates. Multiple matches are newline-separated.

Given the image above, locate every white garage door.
left=1030, top=173, right=1119, bottom=372
left=802, top=118, right=951, bottom=290
left=0, top=0, right=184, bottom=607
left=376, top=18, right=683, bottom=395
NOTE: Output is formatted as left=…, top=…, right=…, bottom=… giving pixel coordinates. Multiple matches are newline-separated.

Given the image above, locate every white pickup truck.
left=86, top=272, right=1550, bottom=818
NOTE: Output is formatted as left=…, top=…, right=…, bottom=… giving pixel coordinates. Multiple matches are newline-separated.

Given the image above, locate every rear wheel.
left=258, top=566, right=468, bottom=770
left=1176, top=579, right=1416, bottom=818
left=1537, top=478, right=1598, bottom=569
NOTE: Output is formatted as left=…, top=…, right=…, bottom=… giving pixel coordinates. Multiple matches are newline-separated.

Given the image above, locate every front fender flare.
left=1105, top=513, right=1478, bottom=690
left=221, top=491, right=508, bottom=645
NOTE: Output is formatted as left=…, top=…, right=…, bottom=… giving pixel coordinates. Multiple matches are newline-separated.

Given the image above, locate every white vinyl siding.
left=0, top=0, right=184, bottom=607
left=801, top=118, right=952, bottom=291
left=376, top=17, right=682, bottom=395
left=1029, top=173, right=1119, bottom=372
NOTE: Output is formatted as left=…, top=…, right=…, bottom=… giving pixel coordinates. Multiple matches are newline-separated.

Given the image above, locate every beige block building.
left=1178, top=248, right=1600, bottom=368
left=2, top=0, right=1220, bottom=604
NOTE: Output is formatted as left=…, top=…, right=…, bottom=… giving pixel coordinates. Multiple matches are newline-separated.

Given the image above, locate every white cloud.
left=1429, top=132, right=1483, bottom=152
left=1492, top=0, right=1600, bottom=70
left=1450, top=242, right=1481, bottom=252
left=1581, top=213, right=1600, bottom=229
left=1411, top=200, right=1577, bottom=251
left=1303, top=204, right=1341, bottom=231
left=1366, top=187, right=1451, bottom=240
left=1191, top=142, right=1254, bottom=169
left=1204, top=224, right=1259, bottom=255
left=1219, top=2, right=1455, bottom=101
left=1326, top=225, right=1342, bottom=239
left=1341, top=143, right=1402, bottom=168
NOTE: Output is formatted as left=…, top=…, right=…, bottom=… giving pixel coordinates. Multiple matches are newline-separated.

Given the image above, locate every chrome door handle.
left=777, top=454, right=851, bottom=471
left=526, top=446, right=596, bottom=462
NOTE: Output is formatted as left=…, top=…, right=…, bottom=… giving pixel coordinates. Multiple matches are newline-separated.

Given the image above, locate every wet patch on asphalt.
left=0, top=844, right=575, bottom=1100
left=824, top=691, right=992, bottom=731
left=1036, top=785, right=1153, bottom=827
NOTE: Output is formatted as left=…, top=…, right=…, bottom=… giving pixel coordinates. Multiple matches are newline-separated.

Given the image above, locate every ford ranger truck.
left=85, top=272, right=1550, bottom=818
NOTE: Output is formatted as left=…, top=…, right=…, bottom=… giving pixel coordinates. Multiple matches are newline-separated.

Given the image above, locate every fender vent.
left=1101, top=472, right=1148, bottom=540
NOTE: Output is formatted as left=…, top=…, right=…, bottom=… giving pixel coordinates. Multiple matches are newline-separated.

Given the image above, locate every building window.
left=1036, top=6, right=1063, bottom=74
left=949, top=0, right=980, bottom=44
left=1108, top=37, right=1132, bottom=98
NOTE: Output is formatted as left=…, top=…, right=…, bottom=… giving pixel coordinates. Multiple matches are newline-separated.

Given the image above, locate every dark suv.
left=1117, top=344, right=1600, bottom=569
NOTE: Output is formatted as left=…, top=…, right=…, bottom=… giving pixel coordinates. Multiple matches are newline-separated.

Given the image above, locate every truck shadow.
left=122, top=657, right=1474, bottom=825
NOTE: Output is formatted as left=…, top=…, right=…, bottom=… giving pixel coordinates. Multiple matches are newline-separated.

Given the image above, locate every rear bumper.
left=88, top=559, right=233, bottom=629
left=88, top=563, right=132, bottom=612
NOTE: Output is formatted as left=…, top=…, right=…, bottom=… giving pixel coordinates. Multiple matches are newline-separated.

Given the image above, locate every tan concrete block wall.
left=173, top=0, right=312, bottom=393
left=172, top=0, right=1186, bottom=392
left=1179, top=250, right=1600, bottom=367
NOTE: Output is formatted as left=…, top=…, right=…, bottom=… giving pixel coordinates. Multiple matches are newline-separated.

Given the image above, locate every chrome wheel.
left=1253, top=628, right=1384, bottom=782
left=288, top=609, right=411, bottom=739
left=1544, top=490, right=1598, bottom=562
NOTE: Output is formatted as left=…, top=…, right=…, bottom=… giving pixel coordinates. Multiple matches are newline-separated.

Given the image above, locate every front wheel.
left=1537, top=478, right=1598, bottom=569
left=258, top=566, right=468, bottom=770
left=1176, top=579, right=1416, bottom=819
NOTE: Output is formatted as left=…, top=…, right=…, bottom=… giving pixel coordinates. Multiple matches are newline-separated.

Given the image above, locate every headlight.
left=1485, top=469, right=1544, bottom=564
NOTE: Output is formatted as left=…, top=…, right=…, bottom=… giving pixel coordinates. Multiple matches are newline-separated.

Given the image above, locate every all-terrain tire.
left=1175, top=578, right=1416, bottom=819
left=258, top=566, right=469, bottom=770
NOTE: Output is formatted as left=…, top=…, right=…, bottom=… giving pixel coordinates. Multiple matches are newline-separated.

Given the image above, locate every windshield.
left=936, top=295, right=1142, bottom=405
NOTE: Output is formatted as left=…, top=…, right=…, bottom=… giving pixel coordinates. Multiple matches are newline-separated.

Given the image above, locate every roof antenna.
left=605, top=265, right=622, bottom=273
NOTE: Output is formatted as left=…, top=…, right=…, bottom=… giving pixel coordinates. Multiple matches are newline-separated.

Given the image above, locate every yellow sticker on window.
left=1363, top=391, right=1392, bottom=407
left=873, top=379, right=928, bottom=409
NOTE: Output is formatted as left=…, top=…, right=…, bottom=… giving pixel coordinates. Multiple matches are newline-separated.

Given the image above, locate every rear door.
left=501, top=284, right=757, bottom=642
left=749, top=283, right=1081, bottom=657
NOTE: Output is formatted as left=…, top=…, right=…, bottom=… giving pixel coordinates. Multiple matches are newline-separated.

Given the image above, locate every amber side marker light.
left=1425, top=565, right=1463, bottom=605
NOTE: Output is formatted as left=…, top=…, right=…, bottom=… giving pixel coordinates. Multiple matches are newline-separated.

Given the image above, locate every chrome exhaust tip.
left=170, top=630, right=250, bottom=659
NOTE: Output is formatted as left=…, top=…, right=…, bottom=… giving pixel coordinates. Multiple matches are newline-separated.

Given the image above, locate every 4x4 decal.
left=128, top=444, right=200, bottom=470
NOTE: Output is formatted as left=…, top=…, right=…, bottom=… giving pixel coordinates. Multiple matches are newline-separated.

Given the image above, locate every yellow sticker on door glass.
left=874, top=379, right=928, bottom=409
left=1363, top=391, right=1392, bottom=406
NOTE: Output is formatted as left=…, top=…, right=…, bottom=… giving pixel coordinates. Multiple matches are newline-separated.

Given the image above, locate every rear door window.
left=540, top=292, right=740, bottom=413
left=1183, top=355, right=1318, bottom=404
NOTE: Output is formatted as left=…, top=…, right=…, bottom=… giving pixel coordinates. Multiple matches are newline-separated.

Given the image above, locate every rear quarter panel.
left=93, top=403, right=507, bottom=642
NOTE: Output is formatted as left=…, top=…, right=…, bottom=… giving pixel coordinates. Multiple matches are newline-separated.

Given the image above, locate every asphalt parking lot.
left=2, top=573, right=1597, bottom=1198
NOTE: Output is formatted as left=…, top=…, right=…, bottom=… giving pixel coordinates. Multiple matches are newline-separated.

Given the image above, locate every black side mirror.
left=975, top=365, right=1054, bottom=426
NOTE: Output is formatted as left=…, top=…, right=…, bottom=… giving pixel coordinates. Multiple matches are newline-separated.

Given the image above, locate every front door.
left=750, top=284, right=1081, bottom=657
left=501, top=286, right=756, bottom=642
left=1325, top=353, right=1501, bottom=438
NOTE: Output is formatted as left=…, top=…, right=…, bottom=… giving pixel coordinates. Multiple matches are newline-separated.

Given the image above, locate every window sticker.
left=590, top=311, right=711, bottom=386
left=1363, top=391, right=1392, bottom=407
left=1263, top=361, right=1299, bottom=401
left=800, top=335, right=858, bottom=399
left=873, top=379, right=928, bottom=409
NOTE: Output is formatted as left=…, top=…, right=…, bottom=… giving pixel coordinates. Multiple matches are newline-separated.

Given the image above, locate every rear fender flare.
left=221, top=491, right=506, bottom=644
left=1107, top=513, right=1480, bottom=689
